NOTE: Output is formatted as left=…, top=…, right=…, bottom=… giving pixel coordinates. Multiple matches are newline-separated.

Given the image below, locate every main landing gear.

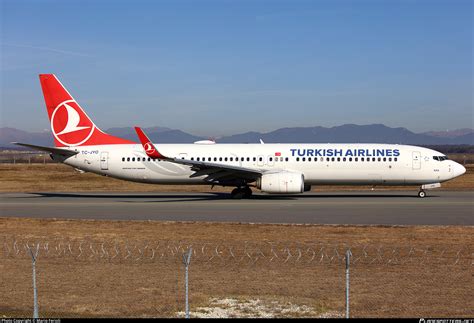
left=418, top=190, right=426, bottom=198
left=231, top=186, right=253, bottom=199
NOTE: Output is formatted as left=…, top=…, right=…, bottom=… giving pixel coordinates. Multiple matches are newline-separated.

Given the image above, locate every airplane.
left=14, top=74, right=466, bottom=199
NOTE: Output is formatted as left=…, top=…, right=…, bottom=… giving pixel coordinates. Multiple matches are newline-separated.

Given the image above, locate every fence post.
left=345, top=249, right=351, bottom=319
left=28, top=244, right=40, bottom=319
left=183, top=248, right=192, bottom=319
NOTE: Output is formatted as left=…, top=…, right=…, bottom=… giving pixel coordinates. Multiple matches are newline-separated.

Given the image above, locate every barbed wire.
left=1, top=237, right=472, bottom=266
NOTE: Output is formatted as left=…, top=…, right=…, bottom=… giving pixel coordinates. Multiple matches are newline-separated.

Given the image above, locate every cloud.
left=1, top=42, right=93, bottom=57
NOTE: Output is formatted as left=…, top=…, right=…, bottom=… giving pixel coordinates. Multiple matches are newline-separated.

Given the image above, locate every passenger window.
left=253, top=157, right=256, bottom=162
left=132, top=157, right=136, bottom=162
left=343, top=157, right=346, bottom=162
left=331, top=157, right=335, bottom=162
left=302, top=157, right=306, bottom=162
left=247, top=157, right=250, bottom=162
left=394, top=157, right=398, bottom=162
left=378, top=157, right=381, bottom=162
left=196, top=157, right=200, bottom=161
left=361, top=157, right=364, bottom=162
left=191, top=157, right=194, bottom=161
left=127, top=157, right=130, bottom=162
left=269, top=157, right=273, bottom=162
left=355, top=157, right=358, bottom=162
left=326, top=157, right=330, bottom=162
left=219, top=157, right=223, bottom=161
left=296, top=157, right=300, bottom=162
left=372, top=157, right=376, bottom=162
left=349, top=157, right=352, bottom=162
left=383, top=157, right=386, bottom=162
left=308, top=157, right=311, bottom=162
left=122, top=157, right=125, bottom=162
left=285, top=157, right=289, bottom=162
left=225, top=157, right=228, bottom=161
left=337, top=157, right=341, bottom=162
left=320, top=157, right=324, bottom=162
left=230, top=157, right=233, bottom=162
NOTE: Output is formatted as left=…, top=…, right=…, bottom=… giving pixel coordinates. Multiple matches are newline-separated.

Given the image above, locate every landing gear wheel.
left=231, top=188, right=245, bottom=199
left=418, top=190, right=426, bottom=198
left=231, top=187, right=252, bottom=199
left=243, top=186, right=253, bottom=198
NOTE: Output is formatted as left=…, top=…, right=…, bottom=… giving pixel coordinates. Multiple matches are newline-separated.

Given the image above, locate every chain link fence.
left=0, top=151, right=52, bottom=164
left=1, top=237, right=472, bottom=318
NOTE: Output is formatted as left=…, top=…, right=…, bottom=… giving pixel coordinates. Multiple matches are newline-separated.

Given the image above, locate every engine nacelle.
left=257, top=172, right=305, bottom=194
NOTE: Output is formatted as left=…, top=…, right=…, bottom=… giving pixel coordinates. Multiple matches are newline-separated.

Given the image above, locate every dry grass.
left=0, top=163, right=473, bottom=192
left=0, top=218, right=473, bottom=318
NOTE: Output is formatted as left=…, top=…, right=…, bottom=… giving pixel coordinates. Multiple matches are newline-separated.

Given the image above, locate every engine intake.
left=257, top=171, right=305, bottom=194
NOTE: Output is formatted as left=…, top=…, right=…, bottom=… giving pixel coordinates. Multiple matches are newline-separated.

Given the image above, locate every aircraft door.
left=100, top=152, right=109, bottom=170
left=412, top=151, right=421, bottom=170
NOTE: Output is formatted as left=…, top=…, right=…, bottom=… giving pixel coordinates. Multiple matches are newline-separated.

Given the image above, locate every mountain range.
left=1, top=124, right=472, bottom=149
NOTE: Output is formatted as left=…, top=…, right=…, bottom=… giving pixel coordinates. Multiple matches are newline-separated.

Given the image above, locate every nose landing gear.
left=417, top=183, right=441, bottom=198
left=417, top=190, right=426, bottom=198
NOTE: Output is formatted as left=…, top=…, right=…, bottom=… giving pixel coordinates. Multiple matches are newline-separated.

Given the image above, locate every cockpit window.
left=433, top=155, right=449, bottom=161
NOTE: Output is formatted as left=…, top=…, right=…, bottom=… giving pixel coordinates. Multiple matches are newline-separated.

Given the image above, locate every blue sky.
left=1, top=0, right=472, bottom=137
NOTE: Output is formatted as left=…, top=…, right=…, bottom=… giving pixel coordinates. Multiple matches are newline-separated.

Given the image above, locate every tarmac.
left=1, top=191, right=473, bottom=225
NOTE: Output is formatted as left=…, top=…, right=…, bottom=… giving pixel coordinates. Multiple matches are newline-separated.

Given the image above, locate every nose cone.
left=453, top=163, right=466, bottom=177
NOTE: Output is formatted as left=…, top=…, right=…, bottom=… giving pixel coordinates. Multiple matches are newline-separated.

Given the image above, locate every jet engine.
left=256, top=171, right=305, bottom=194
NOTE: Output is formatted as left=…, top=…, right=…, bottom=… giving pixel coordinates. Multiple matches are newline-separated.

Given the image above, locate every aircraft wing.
left=169, top=158, right=262, bottom=183
left=13, top=142, right=79, bottom=157
left=134, top=127, right=262, bottom=185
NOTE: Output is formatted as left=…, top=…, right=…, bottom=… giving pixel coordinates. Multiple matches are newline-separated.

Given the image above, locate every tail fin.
left=39, top=74, right=135, bottom=147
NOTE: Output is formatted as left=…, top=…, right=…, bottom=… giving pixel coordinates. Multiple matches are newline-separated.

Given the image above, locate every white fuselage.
left=58, top=143, right=465, bottom=187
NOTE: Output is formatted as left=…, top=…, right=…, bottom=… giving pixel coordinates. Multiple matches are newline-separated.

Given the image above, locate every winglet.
left=134, top=127, right=166, bottom=159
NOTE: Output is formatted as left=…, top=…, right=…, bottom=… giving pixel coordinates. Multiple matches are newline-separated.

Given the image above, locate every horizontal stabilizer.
left=13, top=142, right=79, bottom=157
